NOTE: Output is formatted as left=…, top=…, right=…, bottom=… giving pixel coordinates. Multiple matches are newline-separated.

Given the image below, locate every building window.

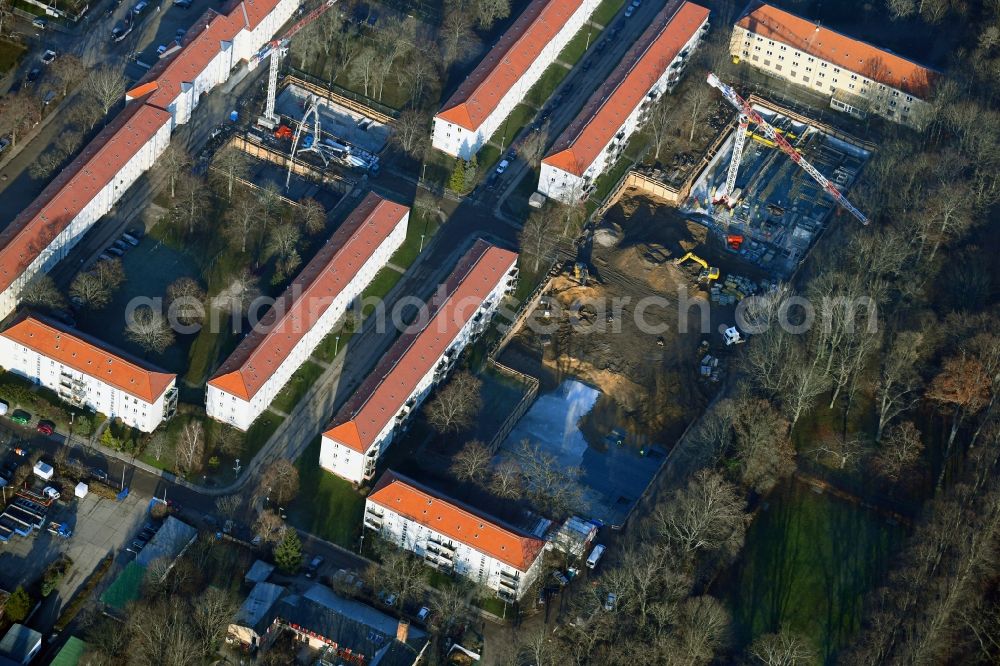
left=802, top=76, right=809, bottom=83
left=851, top=74, right=858, bottom=80
left=848, top=83, right=855, bottom=90
left=833, top=67, right=840, bottom=73
left=763, top=59, right=770, bottom=67
left=906, top=95, right=913, bottom=101
left=754, top=45, right=761, bottom=51
left=821, top=62, right=827, bottom=68
left=778, top=55, right=785, bottom=61
left=791, top=71, right=797, bottom=78
left=776, top=64, right=782, bottom=71
left=805, top=67, right=812, bottom=72
left=766, top=50, right=773, bottom=56
left=779, top=45, right=787, bottom=51
left=752, top=55, right=759, bottom=61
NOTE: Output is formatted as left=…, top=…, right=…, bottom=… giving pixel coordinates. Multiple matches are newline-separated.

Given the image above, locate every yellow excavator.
left=674, top=251, right=720, bottom=283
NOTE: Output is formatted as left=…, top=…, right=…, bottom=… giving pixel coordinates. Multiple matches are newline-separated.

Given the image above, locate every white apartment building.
left=365, top=471, right=546, bottom=601
left=0, top=103, right=173, bottom=320
left=539, top=1, right=710, bottom=203
left=207, top=194, right=409, bottom=431
left=0, top=314, right=178, bottom=432
left=432, top=0, right=600, bottom=159
left=320, top=240, right=518, bottom=484
left=0, top=0, right=298, bottom=320
left=730, top=2, right=936, bottom=128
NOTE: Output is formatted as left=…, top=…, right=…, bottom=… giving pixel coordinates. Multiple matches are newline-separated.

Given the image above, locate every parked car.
left=32, top=17, right=48, bottom=29
left=631, top=0, right=641, bottom=6
left=174, top=0, right=192, bottom=8
left=0, top=399, right=8, bottom=415
left=42, top=90, right=56, bottom=106
left=624, top=4, right=635, bottom=17
left=26, top=68, right=41, bottom=84
left=91, top=468, right=109, bottom=482
left=586, top=544, right=606, bottom=569
left=113, top=239, right=129, bottom=251
left=132, top=1, right=148, bottom=15
left=40, top=50, right=57, bottom=65
left=223, top=519, right=233, bottom=534
left=106, top=246, right=124, bottom=257
left=0, top=137, right=9, bottom=154
left=416, top=606, right=431, bottom=622
left=378, top=591, right=398, bottom=607
left=604, top=592, right=618, bottom=611
left=305, top=555, right=324, bottom=578
left=10, top=410, right=31, bottom=425
left=43, top=486, right=60, bottom=500
left=127, top=539, right=146, bottom=554
left=121, top=233, right=140, bottom=246
left=552, top=571, right=570, bottom=587
left=495, top=159, right=510, bottom=175
left=36, top=421, right=54, bottom=436
left=175, top=28, right=186, bottom=40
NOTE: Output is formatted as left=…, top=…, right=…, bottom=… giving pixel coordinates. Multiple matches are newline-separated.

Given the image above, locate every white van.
left=586, top=544, right=606, bottom=569
left=0, top=400, right=8, bottom=416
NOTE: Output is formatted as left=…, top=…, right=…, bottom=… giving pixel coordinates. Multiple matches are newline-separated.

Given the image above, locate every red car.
left=36, top=421, right=54, bottom=436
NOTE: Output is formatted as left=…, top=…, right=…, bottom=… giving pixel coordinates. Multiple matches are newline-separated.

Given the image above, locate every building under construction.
left=682, top=98, right=871, bottom=278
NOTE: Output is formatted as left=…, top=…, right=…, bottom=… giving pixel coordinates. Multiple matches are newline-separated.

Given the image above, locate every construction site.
left=681, top=96, right=872, bottom=278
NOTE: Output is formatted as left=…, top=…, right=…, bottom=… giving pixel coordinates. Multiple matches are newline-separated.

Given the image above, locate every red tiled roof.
left=0, top=103, right=172, bottom=294
left=437, top=0, right=588, bottom=132
left=0, top=314, right=176, bottom=404
left=369, top=471, right=546, bottom=571
left=324, top=240, right=517, bottom=452
left=544, top=1, right=709, bottom=176
left=208, top=193, right=409, bottom=401
left=735, top=2, right=936, bottom=97
left=142, top=12, right=246, bottom=110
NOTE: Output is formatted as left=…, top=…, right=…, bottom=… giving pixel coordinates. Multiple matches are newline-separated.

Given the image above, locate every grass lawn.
left=184, top=313, right=234, bottom=386
left=524, top=64, right=571, bottom=108
left=287, top=437, right=366, bottom=548
left=271, top=360, right=325, bottom=414
left=501, top=167, right=541, bottom=221
left=391, top=213, right=441, bottom=270
left=589, top=156, right=632, bottom=202
left=478, top=144, right=502, bottom=174
left=312, top=326, right=354, bottom=364
left=559, top=29, right=598, bottom=68
left=484, top=103, right=537, bottom=164
left=476, top=596, right=509, bottom=617
left=244, top=410, right=285, bottom=461
left=0, top=40, right=27, bottom=75
left=360, top=267, right=404, bottom=316
left=591, top=0, right=627, bottom=26
left=723, top=479, right=905, bottom=662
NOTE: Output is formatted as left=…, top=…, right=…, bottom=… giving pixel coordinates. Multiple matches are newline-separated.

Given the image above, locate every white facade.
left=206, top=209, right=408, bottom=431
left=431, top=0, right=601, bottom=160
left=0, top=333, right=177, bottom=433
left=364, top=495, right=544, bottom=600
left=539, top=13, right=708, bottom=204
left=729, top=10, right=933, bottom=128
left=320, top=250, right=518, bottom=484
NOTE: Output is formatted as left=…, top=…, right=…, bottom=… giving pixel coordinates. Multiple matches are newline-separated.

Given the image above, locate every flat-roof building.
left=320, top=240, right=518, bottom=484
left=539, top=1, right=710, bottom=203
left=365, top=471, right=546, bottom=601
left=433, top=0, right=601, bottom=159
left=0, top=314, right=177, bottom=432
left=207, top=194, right=409, bottom=431
left=730, top=2, right=937, bottom=127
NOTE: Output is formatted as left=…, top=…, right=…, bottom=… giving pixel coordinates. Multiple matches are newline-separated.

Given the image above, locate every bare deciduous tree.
left=175, top=421, right=205, bottom=476
left=474, top=0, right=510, bottom=29
left=651, top=469, right=748, bottom=557
left=367, top=542, right=427, bottom=608
left=225, top=195, right=261, bottom=253
left=489, top=459, right=523, bottom=498
left=21, top=274, right=66, bottom=311
left=748, top=630, right=817, bottom=665
left=50, top=54, right=86, bottom=97
left=85, top=65, right=128, bottom=118
left=873, top=420, right=924, bottom=483
left=215, top=495, right=240, bottom=520
left=876, top=330, right=925, bottom=441
left=190, top=588, right=239, bottom=657
left=518, top=208, right=561, bottom=273
left=166, top=277, right=206, bottom=328
left=297, top=197, right=326, bottom=235
left=451, top=440, right=492, bottom=482
left=125, top=305, right=175, bottom=354
left=807, top=433, right=869, bottom=471
left=258, top=459, right=300, bottom=505
left=425, top=371, right=482, bottom=434
left=730, top=395, right=795, bottom=494
left=391, top=110, right=430, bottom=159
left=516, top=440, right=586, bottom=518
left=253, top=509, right=286, bottom=544
left=210, top=146, right=249, bottom=200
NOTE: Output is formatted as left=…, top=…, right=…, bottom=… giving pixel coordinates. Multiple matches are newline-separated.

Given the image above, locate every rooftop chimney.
left=396, top=619, right=410, bottom=644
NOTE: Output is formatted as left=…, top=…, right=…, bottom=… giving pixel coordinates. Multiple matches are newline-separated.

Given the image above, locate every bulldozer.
left=674, top=251, right=720, bottom=284
left=572, top=261, right=590, bottom=285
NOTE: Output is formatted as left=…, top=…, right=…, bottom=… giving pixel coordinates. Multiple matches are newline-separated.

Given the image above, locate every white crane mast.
left=714, top=114, right=749, bottom=206
left=706, top=73, right=869, bottom=225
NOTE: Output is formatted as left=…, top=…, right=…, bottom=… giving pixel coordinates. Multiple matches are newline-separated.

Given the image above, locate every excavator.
left=674, top=251, right=720, bottom=284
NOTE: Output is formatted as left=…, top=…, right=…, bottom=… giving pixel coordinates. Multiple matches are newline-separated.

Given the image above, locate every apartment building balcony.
left=363, top=512, right=383, bottom=531
left=428, top=536, right=456, bottom=553
left=162, top=386, right=178, bottom=420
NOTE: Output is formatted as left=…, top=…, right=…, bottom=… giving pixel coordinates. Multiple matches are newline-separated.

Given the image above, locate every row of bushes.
left=53, top=554, right=114, bottom=632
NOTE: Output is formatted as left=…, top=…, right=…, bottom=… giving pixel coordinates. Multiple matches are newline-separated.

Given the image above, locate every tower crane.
left=712, top=113, right=749, bottom=207
left=254, top=0, right=338, bottom=129
left=706, top=73, right=869, bottom=226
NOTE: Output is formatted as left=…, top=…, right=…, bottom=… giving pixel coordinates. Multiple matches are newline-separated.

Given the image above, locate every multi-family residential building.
left=365, top=471, right=546, bottom=601
left=539, top=1, right=710, bottom=203
left=0, top=314, right=178, bottom=432
left=0, top=103, right=172, bottom=320
left=320, top=240, right=518, bottom=484
left=207, top=194, right=409, bottom=431
left=0, top=0, right=297, bottom=320
left=432, top=0, right=601, bottom=159
left=729, top=2, right=937, bottom=128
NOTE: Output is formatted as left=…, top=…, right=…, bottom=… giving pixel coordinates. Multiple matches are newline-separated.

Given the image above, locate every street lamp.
left=359, top=533, right=365, bottom=554
left=334, top=334, right=341, bottom=358
left=586, top=27, right=593, bottom=50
